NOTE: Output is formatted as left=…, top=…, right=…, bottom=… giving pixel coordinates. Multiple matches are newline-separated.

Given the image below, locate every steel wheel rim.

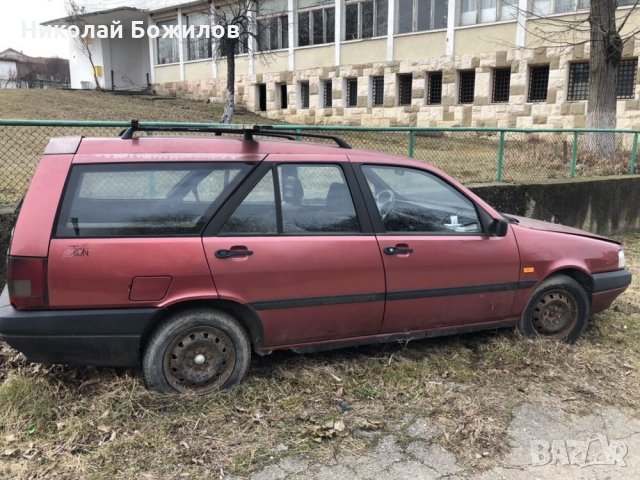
left=163, top=326, right=236, bottom=394
left=531, top=289, right=579, bottom=339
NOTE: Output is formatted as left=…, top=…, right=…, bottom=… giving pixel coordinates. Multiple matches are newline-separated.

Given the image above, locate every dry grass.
left=0, top=233, right=638, bottom=479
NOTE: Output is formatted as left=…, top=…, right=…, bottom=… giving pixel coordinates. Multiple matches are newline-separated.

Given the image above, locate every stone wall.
left=155, top=39, right=640, bottom=129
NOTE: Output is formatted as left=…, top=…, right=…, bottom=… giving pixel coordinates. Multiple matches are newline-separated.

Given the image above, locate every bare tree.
left=201, top=0, right=284, bottom=123
left=523, top=0, right=639, bottom=155
left=66, top=0, right=103, bottom=90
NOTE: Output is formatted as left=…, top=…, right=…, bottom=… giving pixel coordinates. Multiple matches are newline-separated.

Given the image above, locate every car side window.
left=278, top=164, right=361, bottom=234
left=362, top=165, right=482, bottom=234
left=220, top=170, right=278, bottom=234
left=55, top=163, right=251, bottom=237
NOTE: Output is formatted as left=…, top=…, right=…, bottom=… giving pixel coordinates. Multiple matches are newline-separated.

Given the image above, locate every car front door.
left=202, top=158, right=386, bottom=348
left=356, top=163, right=521, bottom=334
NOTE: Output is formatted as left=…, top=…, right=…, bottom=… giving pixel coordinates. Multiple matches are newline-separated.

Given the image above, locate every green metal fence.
left=0, top=119, right=638, bottom=205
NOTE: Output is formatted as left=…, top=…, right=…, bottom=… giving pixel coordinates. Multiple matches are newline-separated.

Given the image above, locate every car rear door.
left=354, top=162, right=521, bottom=334
left=201, top=156, right=385, bottom=348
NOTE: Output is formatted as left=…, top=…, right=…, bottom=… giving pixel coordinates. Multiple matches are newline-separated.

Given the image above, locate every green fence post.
left=570, top=131, right=579, bottom=178
left=496, top=131, right=505, bottom=182
left=408, top=130, right=416, bottom=158
left=629, top=132, right=638, bottom=174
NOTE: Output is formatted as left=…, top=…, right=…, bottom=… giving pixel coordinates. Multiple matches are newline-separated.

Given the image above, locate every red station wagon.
left=0, top=125, right=632, bottom=394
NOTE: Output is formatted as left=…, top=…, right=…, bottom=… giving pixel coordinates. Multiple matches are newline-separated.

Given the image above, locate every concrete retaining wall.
left=0, top=175, right=639, bottom=286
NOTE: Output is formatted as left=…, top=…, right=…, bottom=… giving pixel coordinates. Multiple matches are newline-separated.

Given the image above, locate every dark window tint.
left=492, top=68, right=511, bottom=103
left=220, top=170, right=277, bottom=234
left=298, top=11, right=310, bottom=46
left=279, top=164, right=360, bottom=233
left=617, top=59, right=637, bottom=99
left=427, top=71, right=442, bottom=104
left=279, top=83, right=288, bottom=109
left=346, top=2, right=359, bottom=39
left=398, top=73, right=413, bottom=106
left=398, top=0, right=413, bottom=33
left=56, top=163, right=251, bottom=237
left=459, top=70, right=475, bottom=104
left=347, top=77, right=358, bottom=107
left=528, top=65, right=549, bottom=102
left=568, top=63, right=589, bottom=101
left=362, top=165, right=481, bottom=234
left=372, top=75, right=384, bottom=106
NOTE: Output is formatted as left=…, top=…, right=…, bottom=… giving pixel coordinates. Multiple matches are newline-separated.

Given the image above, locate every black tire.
left=518, top=274, right=590, bottom=343
left=142, top=308, right=251, bottom=394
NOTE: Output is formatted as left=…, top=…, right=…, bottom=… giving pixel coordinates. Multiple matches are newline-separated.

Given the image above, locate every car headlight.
left=618, top=250, right=626, bottom=269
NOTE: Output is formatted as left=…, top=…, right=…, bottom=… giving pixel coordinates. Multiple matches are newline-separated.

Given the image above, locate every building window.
left=398, top=0, right=448, bottom=33
left=398, top=73, right=413, bottom=106
left=530, top=0, right=589, bottom=16
left=372, top=76, right=385, bottom=106
left=492, top=68, right=511, bottom=103
left=298, top=0, right=335, bottom=47
left=279, top=83, right=288, bottom=108
left=458, top=70, right=475, bottom=104
left=156, top=20, right=179, bottom=64
left=257, top=14, right=289, bottom=51
left=567, top=59, right=637, bottom=101
left=346, top=78, right=358, bottom=107
left=345, top=0, right=388, bottom=40
left=299, top=81, right=310, bottom=108
left=459, top=0, right=517, bottom=26
left=322, top=80, right=333, bottom=107
left=567, top=62, right=589, bottom=101
left=617, top=59, right=638, bottom=99
left=426, top=71, right=442, bottom=105
left=186, top=13, right=212, bottom=61
left=528, top=65, right=549, bottom=102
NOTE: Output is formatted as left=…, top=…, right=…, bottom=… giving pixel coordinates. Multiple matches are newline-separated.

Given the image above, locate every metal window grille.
left=528, top=65, right=549, bottom=102
left=300, top=81, right=310, bottom=108
left=567, top=63, right=589, bottom=101
left=617, top=59, right=638, bottom=99
left=427, top=71, right=442, bottom=104
left=323, top=81, right=333, bottom=108
left=346, top=78, right=358, bottom=107
left=372, top=76, right=384, bottom=106
left=398, top=74, right=413, bottom=106
left=492, top=68, right=511, bottom=103
left=458, top=70, right=475, bottom=104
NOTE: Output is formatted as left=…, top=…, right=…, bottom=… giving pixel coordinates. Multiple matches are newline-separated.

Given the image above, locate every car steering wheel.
left=375, top=190, right=396, bottom=219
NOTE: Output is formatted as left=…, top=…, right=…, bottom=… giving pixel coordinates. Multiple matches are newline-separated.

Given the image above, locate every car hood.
left=504, top=214, right=620, bottom=244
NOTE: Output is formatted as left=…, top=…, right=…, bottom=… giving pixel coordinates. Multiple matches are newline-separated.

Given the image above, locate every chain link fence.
left=1, top=120, right=638, bottom=205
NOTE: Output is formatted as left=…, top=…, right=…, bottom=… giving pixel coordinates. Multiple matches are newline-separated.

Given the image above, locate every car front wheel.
left=518, top=274, right=590, bottom=343
left=142, top=308, right=251, bottom=394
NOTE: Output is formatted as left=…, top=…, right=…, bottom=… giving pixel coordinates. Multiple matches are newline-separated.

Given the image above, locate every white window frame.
left=345, top=0, right=387, bottom=40
left=459, top=0, right=517, bottom=26
left=257, top=13, right=289, bottom=51
left=397, top=0, right=448, bottom=34
left=297, top=4, right=335, bottom=46
left=528, top=0, right=589, bottom=16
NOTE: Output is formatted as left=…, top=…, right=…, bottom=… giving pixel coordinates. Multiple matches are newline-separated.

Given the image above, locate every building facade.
left=72, top=0, right=640, bottom=128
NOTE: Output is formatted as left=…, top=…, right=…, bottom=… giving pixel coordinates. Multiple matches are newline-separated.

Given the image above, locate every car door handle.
left=384, top=245, right=414, bottom=255
left=215, top=248, right=254, bottom=259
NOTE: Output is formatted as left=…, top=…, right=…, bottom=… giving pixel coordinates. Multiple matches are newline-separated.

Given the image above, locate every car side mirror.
left=489, top=218, right=509, bottom=237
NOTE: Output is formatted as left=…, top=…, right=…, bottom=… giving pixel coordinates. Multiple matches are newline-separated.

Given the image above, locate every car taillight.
left=7, top=256, right=48, bottom=310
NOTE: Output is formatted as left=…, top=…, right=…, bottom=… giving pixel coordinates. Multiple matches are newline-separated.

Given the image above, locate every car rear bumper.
left=0, top=287, right=159, bottom=367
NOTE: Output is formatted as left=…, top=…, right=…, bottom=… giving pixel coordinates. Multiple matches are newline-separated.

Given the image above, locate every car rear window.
left=55, top=162, right=252, bottom=237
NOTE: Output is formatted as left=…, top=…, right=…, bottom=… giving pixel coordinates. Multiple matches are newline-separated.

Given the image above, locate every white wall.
left=108, top=36, right=151, bottom=89
left=67, top=37, right=105, bottom=89
left=0, top=60, right=19, bottom=88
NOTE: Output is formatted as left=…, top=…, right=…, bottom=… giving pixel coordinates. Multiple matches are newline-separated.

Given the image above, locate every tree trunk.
left=585, top=0, right=622, bottom=157
left=220, top=51, right=236, bottom=124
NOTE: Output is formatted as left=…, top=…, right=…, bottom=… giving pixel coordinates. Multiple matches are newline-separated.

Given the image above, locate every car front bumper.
left=590, top=269, right=632, bottom=314
left=0, top=287, right=159, bottom=367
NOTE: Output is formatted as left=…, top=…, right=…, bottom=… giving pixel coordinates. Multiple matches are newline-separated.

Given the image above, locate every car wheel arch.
left=543, top=266, right=594, bottom=293
left=139, top=299, right=265, bottom=358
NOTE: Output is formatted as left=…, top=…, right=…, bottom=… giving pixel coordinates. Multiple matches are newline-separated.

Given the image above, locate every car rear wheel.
left=518, top=274, right=590, bottom=343
left=142, top=308, right=251, bottom=394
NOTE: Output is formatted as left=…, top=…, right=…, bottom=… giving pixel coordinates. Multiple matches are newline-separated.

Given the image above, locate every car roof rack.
left=119, top=120, right=352, bottom=149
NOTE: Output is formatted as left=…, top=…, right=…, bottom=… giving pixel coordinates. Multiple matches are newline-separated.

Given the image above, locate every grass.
left=0, top=234, right=638, bottom=478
